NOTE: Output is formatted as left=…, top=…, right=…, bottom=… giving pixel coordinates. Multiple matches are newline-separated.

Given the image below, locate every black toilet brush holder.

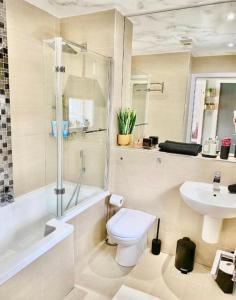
left=151, top=218, right=161, bottom=255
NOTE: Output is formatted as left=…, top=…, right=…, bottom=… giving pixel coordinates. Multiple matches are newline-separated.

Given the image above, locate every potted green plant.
left=117, top=108, right=136, bottom=146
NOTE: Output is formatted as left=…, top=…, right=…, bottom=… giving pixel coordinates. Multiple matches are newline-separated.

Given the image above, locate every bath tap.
left=213, top=171, right=221, bottom=192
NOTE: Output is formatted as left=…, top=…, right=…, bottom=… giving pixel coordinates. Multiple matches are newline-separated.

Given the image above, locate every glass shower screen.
left=48, top=37, right=111, bottom=217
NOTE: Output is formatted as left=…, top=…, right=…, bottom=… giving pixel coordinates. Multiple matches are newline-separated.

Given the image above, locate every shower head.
left=46, top=40, right=78, bottom=55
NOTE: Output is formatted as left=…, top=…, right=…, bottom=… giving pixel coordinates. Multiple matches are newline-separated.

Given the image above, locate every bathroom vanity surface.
left=114, top=146, right=236, bottom=164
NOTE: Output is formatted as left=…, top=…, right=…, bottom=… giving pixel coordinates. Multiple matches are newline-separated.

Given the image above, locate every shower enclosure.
left=43, top=37, right=111, bottom=217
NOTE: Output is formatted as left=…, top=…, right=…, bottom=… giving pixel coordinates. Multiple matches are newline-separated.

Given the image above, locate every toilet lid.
left=107, top=208, right=156, bottom=239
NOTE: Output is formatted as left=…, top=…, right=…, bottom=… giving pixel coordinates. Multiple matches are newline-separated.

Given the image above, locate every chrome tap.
left=213, top=171, right=221, bottom=192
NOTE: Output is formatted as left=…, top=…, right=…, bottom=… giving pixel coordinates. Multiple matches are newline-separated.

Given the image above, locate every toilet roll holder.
left=211, top=249, right=236, bottom=282
left=211, top=249, right=236, bottom=294
left=106, top=194, right=124, bottom=222
left=105, top=194, right=124, bottom=247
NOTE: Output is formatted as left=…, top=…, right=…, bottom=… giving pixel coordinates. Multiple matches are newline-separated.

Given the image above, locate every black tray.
left=202, top=153, right=218, bottom=158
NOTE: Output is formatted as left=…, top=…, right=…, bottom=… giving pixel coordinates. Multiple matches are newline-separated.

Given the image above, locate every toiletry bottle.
left=220, top=137, right=231, bottom=160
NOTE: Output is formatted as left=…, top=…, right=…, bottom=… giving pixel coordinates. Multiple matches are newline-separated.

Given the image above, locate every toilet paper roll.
left=109, top=194, right=124, bottom=207
left=219, top=260, right=234, bottom=275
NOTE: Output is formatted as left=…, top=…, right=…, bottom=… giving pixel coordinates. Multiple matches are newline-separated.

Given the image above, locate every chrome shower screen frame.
left=54, top=37, right=64, bottom=218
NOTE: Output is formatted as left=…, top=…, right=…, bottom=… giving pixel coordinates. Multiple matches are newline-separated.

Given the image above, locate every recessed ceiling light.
left=228, top=42, right=235, bottom=48
left=226, top=12, right=235, bottom=21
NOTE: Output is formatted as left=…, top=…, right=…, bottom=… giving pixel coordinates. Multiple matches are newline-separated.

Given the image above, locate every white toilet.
left=107, top=208, right=156, bottom=267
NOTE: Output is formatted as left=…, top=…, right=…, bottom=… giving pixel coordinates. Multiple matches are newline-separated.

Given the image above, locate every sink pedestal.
left=202, top=216, right=223, bottom=244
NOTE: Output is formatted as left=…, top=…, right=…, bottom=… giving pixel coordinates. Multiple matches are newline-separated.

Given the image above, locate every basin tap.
left=213, top=171, right=221, bottom=192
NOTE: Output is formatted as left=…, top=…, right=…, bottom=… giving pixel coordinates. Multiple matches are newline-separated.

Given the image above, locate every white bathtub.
left=0, top=182, right=109, bottom=285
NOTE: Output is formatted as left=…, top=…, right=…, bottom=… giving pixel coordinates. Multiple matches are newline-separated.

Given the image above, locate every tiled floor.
left=64, top=242, right=235, bottom=300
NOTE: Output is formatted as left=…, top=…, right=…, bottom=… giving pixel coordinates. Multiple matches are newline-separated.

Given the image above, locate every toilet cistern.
left=213, top=171, right=221, bottom=192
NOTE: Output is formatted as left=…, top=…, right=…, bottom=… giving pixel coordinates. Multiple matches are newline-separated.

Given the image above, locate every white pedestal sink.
left=180, top=181, right=236, bottom=243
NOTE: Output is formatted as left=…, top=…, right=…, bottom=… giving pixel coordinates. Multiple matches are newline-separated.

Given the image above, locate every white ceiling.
left=130, top=2, right=236, bottom=56
left=25, top=0, right=233, bottom=18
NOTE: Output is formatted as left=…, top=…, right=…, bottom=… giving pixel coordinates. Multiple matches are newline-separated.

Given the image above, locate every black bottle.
left=175, top=237, right=196, bottom=274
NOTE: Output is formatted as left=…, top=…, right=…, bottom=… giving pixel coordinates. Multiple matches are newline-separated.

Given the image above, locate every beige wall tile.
left=6, top=0, right=60, bottom=39
left=6, top=0, right=59, bottom=196
left=45, top=136, right=58, bottom=184
left=122, top=18, right=133, bottom=107
left=192, top=55, right=236, bottom=73
left=11, top=106, right=47, bottom=137
left=60, top=10, right=116, bottom=57
left=64, top=138, right=106, bottom=187
left=12, top=135, right=46, bottom=196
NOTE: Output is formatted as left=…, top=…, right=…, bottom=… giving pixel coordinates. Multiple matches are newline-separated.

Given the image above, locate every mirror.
left=189, top=75, right=236, bottom=153
left=126, top=1, right=236, bottom=147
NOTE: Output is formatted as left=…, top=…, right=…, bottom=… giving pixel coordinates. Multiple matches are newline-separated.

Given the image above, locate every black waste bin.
left=175, top=237, right=196, bottom=274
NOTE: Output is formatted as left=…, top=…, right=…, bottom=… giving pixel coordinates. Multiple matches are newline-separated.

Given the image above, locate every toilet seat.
left=107, top=208, right=156, bottom=239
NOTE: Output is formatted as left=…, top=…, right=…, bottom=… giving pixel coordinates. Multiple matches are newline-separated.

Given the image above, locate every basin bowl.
left=180, top=181, right=236, bottom=219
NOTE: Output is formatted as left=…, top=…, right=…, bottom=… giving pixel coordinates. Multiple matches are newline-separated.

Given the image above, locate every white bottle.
left=203, top=139, right=210, bottom=154
left=209, top=139, right=217, bottom=156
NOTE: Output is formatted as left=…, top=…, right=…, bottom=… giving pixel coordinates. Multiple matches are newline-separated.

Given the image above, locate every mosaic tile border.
left=0, top=0, right=13, bottom=201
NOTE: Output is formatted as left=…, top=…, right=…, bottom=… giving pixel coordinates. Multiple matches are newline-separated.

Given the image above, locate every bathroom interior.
left=0, top=0, right=236, bottom=299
